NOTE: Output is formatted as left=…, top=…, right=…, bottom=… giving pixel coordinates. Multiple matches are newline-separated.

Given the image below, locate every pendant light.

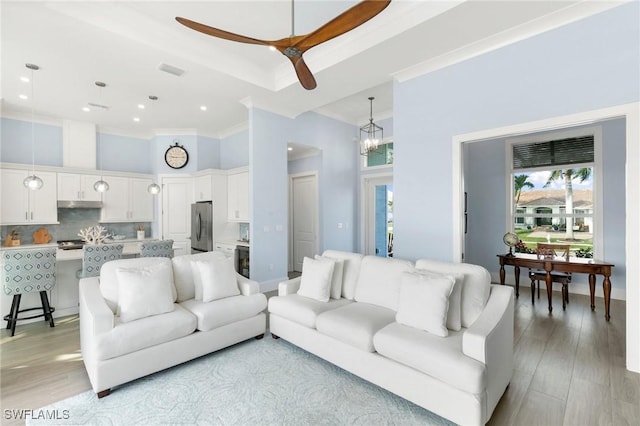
left=93, top=81, right=109, bottom=193
left=147, top=95, right=161, bottom=195
left=359, top=96, right=383, bottom=156
left=23, top=63, right=43, bottom=190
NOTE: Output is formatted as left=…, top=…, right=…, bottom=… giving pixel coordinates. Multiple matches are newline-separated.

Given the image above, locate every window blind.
left=513, top=135, right=594, bottom=169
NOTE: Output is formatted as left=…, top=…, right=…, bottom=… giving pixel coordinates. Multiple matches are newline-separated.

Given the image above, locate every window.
left=362, top=139, right=393, bottom=168
left=508, top=128, right=601, bottom=257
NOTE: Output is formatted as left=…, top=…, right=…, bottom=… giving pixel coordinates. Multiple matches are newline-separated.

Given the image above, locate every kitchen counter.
left=217, top=239, right=250, bottom=248
left=56, top=238, right=162, bottom=261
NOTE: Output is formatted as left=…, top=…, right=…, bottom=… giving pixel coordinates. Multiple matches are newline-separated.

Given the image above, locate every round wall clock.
left=165, top=140, right=189, bottom=169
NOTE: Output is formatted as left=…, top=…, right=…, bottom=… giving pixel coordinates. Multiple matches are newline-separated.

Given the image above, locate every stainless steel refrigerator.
left=191, top=201, right=213, bottom=253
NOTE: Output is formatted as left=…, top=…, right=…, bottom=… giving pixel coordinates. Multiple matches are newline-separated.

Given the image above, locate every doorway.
left=289, top=172, right=319, bottom=272
left=363, top=175, right=393, bottom=257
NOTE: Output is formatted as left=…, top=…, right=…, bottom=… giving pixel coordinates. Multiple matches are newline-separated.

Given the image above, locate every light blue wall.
left=99, top=133, right=151, bottom=173
left=197, top=135, right=221, bottom=170
left=463, top=118, right=627, bottom=290
left=249, top=109, right=358, bottom=283
left=288, top=153, right=321, bottom=175
left=394, top=2, right=639, bottom=262
left=0, top=118, right=63, bottom=166
left=220, top=129, right=249, bottom=169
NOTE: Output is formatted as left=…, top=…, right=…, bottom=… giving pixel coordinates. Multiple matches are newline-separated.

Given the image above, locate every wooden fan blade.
left=293, top=57, right=317, bottom=90
left=295, top=0, right=391, bottom=50
left=176, top=17, right=271, bottom=46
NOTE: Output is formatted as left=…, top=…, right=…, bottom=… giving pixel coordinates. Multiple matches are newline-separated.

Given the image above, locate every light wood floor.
left=1, top=290, right=638, bottom=426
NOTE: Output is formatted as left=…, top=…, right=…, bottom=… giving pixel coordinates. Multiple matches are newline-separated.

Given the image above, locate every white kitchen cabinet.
left=227, top=171, right=249, bottom=222
left=0, top=169, right=58, bottom=225
left=100, top=176, right=153, bottom=222
left=57, top=173, right=102, bottom=201
left=215, top=242, right=236, bottom=257
left=194, top=175, right=212, bottom=202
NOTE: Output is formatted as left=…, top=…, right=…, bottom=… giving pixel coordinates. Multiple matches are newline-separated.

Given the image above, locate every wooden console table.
left=497, top=253, right=614, bottom=321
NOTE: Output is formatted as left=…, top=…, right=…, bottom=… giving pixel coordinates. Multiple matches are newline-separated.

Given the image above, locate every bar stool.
left=77, top=243, right=124, bottom=278
left=2, top=247, right=57, bottom=336
left=139, top=239, right=174, bottom=258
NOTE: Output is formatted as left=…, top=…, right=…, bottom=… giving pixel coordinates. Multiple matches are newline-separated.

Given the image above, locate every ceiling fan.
left=176, top=0, right=391, bottom=90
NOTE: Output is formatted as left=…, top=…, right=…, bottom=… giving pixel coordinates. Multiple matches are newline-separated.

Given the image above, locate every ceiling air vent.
left=158, top=63, right=186, bottom=77
left=87, top=102, right=109, bottom=110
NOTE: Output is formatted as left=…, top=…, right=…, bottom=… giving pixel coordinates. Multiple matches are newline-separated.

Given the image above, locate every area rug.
left=29, top=335, right=453, bottom=425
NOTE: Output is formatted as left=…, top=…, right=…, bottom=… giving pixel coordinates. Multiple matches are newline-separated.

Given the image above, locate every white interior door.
left=290, top=173, right=318, bottom=272
left=161, top=176, right=193, bottom=256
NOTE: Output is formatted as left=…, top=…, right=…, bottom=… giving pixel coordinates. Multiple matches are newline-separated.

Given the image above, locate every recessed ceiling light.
left=288, top=147, right=293, bottom=151
left=269, top=46, right=277, bottom=52
left=138, top=104, right=145, bottom=109
left=19, top=94, right=28, bottom=100
left=82, top=106, right=90, bottom=112
left=20, top=76, right=30, bottom=83
left=133, top=117, right=140, bottom=122
left=200, top=105, right=207, bottom=111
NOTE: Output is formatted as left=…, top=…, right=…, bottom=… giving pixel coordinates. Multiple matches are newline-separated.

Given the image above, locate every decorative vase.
left=137, top=230, right=145, bottom=240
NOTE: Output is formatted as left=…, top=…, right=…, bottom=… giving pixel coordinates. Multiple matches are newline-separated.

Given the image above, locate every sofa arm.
left=236, top=273, right=260, bottom=296
left=278, top=276, right=301, bottom=296
left=79, top=277, right=114, bottom=337
left=462, top=284, right=514, bottom=418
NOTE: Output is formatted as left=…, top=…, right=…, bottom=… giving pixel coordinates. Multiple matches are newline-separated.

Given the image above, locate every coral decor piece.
left=78, top=226, right=112, bottom=244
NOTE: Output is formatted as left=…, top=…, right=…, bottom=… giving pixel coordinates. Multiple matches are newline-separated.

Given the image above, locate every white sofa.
left=268, top=250, right=514, bottom=426
left=80, top=251, right=267, bottom=398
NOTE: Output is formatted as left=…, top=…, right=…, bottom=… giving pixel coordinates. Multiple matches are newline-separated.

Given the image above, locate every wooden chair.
left=77, top=243, right=124, bottom=278
left=529, top=243, right=572, bottom=310
left=2, top=247, right=57, bottom=336
left=139, top=239, right=174, bottom=258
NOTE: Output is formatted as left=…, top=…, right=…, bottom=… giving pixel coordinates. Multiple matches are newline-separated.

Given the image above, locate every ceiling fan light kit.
left=176, top=0, right=391, bottom=90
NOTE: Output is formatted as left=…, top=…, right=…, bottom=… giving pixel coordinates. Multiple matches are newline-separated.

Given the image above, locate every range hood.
left=57, top=200, right=103, bottom=209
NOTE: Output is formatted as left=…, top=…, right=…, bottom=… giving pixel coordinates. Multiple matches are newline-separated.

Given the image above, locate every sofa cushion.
left=172, top=251, right=227, bottom=302
left=373, top=322, right=486, bottom=395
left=116, top=262, right=176, bottom=323
left=100, top=257, right=177, bottom=313
left=191, top=256, right=240, bottom=302
left=415, top=259, right=491, bottom=328
left=95, top=304, right=196, bottom=361
left=315, top=255, right=344, bottom=299
left=396, top=272, right=454, bottom=337
left=316, top=303, right=396, bottom=352
left=412, top=269, right=464, bottom=332
left=297, top=256, right=335, bottom=302
left=353, top=256, right=414, bottom=311
left=321, top=250, right=364, bottom=300
left=180, top=293, right=267, bottom=332
left=268, top=295, right=352, bottom=329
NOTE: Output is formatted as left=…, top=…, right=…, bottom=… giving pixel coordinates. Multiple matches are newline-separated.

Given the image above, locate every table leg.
left=514, top=266, right=520, bottom=298
left=545, top=270, right=553, bottom=313
left=588, top=274, right=596, bottom=311
left=499, top=264, right=505, bottom=285
left=603, top=275, right=611, bottom=321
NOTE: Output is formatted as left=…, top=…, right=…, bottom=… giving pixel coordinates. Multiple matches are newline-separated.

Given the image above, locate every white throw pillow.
left=315, top=255, right=344, bottom=299
left=192, top=257, right=240, bottom=303
left=414, top=269, right=464, bottom=331
left=297, top=256, right=334, bottom=302
left=396, top=272, right=455, bottom=337
left=116, top=262, right=175, bottom=323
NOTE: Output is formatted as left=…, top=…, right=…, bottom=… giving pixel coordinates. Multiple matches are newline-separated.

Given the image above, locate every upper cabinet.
left=57, top=173, right=102, bottom=202
left=100, top=176, right=153, bottom=222
left=227, top=169, right=249, bottom=222
left=194, top=175, right=212, bottom=202
left=0, top=168, right=58, bottom=225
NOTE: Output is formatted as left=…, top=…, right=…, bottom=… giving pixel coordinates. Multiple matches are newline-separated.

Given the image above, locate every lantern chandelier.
left=359, top=96, right=383, bottom=156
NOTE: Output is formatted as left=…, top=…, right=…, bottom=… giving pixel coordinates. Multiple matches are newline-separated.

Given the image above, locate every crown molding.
left=1, top=110, right=63, bottom=127
left=393, top=0, right=629, bottom=83
left=217, top=121, right=249, bottom=140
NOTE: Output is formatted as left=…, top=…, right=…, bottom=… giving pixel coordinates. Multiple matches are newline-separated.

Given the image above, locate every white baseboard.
left=490, top=272, right=626, bottom=301
left=259, top=276, right=288, bottom=293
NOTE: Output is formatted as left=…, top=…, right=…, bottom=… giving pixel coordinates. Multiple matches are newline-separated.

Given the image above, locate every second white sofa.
left=80, top=251, right=267, bottom=398
left=268, top=250, right=514, bottom=426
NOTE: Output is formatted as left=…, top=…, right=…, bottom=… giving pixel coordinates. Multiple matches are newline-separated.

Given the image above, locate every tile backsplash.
left=239, top=222, right=250, bottom=241
left=1, top=208, right=151, bottom=244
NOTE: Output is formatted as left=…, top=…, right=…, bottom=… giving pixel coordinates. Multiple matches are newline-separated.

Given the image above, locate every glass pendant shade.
left=148, top=182, right=161, bottom=195
left=94, top=179, right=110, bottom=192
left=23, top=175, right=44, bottom=190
